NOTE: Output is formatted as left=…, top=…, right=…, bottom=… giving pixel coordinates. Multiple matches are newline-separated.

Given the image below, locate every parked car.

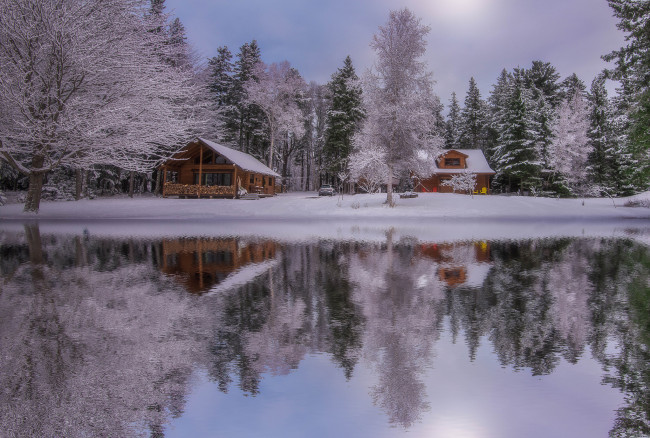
left=318, top=184, right=336, bottom=196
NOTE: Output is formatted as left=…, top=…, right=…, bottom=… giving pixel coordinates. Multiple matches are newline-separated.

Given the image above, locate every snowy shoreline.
left=1, top=191, right=649, bottom=221
left=1, top=192, right=649, bottom=244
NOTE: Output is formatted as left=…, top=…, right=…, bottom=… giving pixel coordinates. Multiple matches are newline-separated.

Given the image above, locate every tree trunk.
left=268, top=135, right=275, bottom=168
left=385, top=164, right=394, bottom=206
left=75, top=168, right=83, bottom=200
left=24, top=155, right=46, bottom=213
left=129, top=171, right=135, bottom=198
left=305, top=152, right=311, bottom=191
left=154, top=168, right=163, bottom=196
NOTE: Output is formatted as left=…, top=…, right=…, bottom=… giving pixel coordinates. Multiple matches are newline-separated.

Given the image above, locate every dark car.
left=318, top=184, right=336, bottom=196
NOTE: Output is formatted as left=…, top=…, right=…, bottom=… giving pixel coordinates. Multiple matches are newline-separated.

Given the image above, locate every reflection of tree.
left=589, top=240, right=650, bottom=437
left=0, top=227, right=203, bottom=437
left=2, top=228, right=650, bottom=436
left=349, top=233, right=445, bottom=428
left=207, top=242, right=365, bottom=393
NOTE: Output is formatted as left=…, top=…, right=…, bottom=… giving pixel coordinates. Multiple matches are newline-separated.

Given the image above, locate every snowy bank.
left=1, top=192, right=649, bottom=244
left=1, top=191, right=649, bottom=222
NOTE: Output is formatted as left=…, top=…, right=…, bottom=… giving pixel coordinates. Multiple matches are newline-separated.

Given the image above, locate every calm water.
left=1, top=223, right=649, bottom=438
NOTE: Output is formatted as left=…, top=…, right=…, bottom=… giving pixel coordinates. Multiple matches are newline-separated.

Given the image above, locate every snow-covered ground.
left=1, top=191, right=649, bottom=244
left=2, top=191, right=649, bottom=221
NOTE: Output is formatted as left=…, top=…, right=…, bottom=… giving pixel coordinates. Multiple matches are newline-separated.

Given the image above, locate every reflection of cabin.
left=160, top=238, right=277, bottom=294
left=416, top=149, right=495, bottom=194
left=160, top=138, right=281, bottom=198
left=418, top=241, right=491, bottom=288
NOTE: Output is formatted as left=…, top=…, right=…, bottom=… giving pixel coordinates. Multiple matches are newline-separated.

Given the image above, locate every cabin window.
left=250, top=174, right=255, bottom=184
left=269, top=177, right=274, bottom=187
left=193, top=172, right=232, bottom=186
left=262, top=176, right=266, bottom=187
left=202, top=151, right=213, bottom=164
left=444, top=158, right=461, bottom=167
left=202, top=250, right=233, bottom=265
left=215, top=155, right=229, bottom=164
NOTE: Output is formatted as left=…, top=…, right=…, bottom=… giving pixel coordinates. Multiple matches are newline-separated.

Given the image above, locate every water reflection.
left=0, top=225, right=649, bottom=437
left=160, top=238, right=278, bottom=294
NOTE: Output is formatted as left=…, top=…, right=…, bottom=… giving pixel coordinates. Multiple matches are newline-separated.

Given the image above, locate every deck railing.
left=163, top=183, right=235, bottom=198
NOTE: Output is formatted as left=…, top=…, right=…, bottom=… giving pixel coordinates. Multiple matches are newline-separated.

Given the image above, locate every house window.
left=250, top=174, right=255, bottom=184
left=202, top=151, right=213, bottom=164
left=215, top=155, right=229, bottom=164
left=194, top=172, right=232, bottom=186
left=444, top=158, right=461, bottom=167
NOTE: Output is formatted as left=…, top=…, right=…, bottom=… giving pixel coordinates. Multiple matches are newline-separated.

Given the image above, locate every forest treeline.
left=1, top=0, right=648, bottom=212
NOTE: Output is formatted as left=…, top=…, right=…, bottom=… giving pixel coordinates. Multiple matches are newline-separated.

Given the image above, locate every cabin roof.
left=198, top=138, right=281, bottom=177
left=434, top=149, right=495, bottom=175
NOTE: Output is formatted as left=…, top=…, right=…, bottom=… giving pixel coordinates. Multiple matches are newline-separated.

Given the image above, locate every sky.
left=165, top=0, right=625, bottom=108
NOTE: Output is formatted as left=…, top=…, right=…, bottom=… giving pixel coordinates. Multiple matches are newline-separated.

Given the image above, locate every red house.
left=416, top=149, right=495, bottom=194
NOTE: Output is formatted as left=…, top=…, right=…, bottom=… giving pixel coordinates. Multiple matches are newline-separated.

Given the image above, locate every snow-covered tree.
left=348, top=144, right=388, bottom=193
left=492, top=72, right=542, bottom=193
left=587, top=73, right=618, bottom=193
left=0, top=0, right=202, bottom=212
left=604, top=0, right=650, bottom=187
left=351, top=8, right=443, bottom=205
left=244, top=61, right=306, bottom=170
left=549, top=92, right=592, bottom=195
left=486, top=69, right=512, bottom=164
left=459, top=77, right=487, bottom=150
left=323, top=56, right=364, bottom=186
left=440, top=172, right=478, bottom=196
left=445, top=92, right=462, bottom=149
left=524, top=60, right=562, bottom=108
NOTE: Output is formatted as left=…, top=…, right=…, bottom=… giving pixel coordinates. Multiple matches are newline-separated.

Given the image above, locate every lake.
left=1, top=221, right=649, bottom=437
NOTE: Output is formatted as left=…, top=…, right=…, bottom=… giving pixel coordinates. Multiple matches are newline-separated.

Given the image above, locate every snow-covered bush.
left=441, top=172, right=477, bottom=196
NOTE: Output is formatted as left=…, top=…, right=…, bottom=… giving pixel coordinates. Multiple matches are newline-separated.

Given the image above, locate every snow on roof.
left=198, top=138, right=281, bottom=178
left=433, top=149, right=495, bottom=174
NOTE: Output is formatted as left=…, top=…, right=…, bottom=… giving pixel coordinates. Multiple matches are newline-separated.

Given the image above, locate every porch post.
left=233, top=164, right=238, bottom=199
left=198, top=145, right=203, bottom=198
left=162, top=165, right=167, bottom=198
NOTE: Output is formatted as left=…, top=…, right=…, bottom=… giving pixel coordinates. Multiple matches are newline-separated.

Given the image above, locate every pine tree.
left=323, top=56, right=364, bottom=183
left=587, top=73, right=618, bottom=193
left=532, top=93, right=556, bottom=191
left=604, top=0, right=650, bottom=189
left=232, top=41, right=265, bottom=154
left=459, top=77, right=487, bottom=150
left=445, top=92, right=462, bottom=149
left=524, top=61, right=561, bottom=108
left=492, top=73, right=542, bottom=193
left=207, top=46, right=235, bottom=142
left=559, top=73, right=587, bottom=103
left=486, top=69, right=512, bottom=164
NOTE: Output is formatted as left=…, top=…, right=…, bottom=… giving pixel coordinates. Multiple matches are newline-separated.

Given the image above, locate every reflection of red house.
left=416, top=149, right=495, bottom=194
left=438, top=267, right=467, bottom=287
left=160, top=238, right=277, bottom=294
left=418, top=241, right=491, bottom=288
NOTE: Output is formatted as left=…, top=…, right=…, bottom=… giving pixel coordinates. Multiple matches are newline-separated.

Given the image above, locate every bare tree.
left=352, top=8, right=443, bottom=206
left=244, top=61, right=306, bottom=171
left=549, top=92, right=592, bottom=195
left=0, top=0, right=202, bottom=212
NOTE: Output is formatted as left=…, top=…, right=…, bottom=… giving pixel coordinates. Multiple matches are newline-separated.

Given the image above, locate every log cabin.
left=416, top=149, right=495, bottom=194
left=160, top=138, right=280, bottom=198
